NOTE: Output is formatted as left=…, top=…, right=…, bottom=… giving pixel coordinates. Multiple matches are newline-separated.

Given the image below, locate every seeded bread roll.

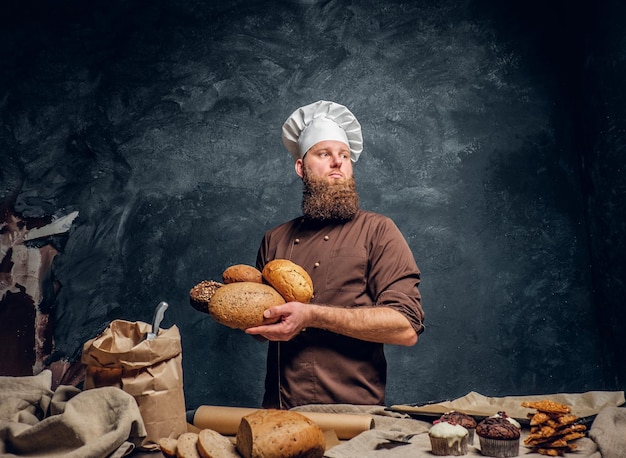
left=197, top=428, right=240, bottom=458
left=262, top=259, right=314, bottom=303
left=222, top=264, right=263, bottom=284
left=190, top=280, right=224, bottom=313
left=236, top=409, right=325, bottom=458
left=208, top=282, right=285, bottom=329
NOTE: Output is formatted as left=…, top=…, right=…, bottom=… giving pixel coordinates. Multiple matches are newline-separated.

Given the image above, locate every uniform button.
left=294, top=238, right=300, bottom=244
left=314, top=262, right=320, bottom=268
left=324, top=235, right=329, bottom=241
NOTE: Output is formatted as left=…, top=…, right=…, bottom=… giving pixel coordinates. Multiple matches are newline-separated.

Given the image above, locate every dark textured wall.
left=1, top=0, right=623, bottom=410
left=581, top=0, right=626, bottom=388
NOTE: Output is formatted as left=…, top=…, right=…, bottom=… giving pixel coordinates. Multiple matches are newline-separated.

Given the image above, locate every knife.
left=147, top=301, right=169, bottom=340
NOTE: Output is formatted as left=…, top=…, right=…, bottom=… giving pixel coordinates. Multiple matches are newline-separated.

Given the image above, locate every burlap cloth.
left=0, top=370, right=146, bottom=458
left=293, top=401, right=626, bottom=458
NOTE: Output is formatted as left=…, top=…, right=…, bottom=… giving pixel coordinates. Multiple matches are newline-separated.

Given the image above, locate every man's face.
left=297, top=140, right=359, bottom=222
left=295, top=140, right=353, bottom=181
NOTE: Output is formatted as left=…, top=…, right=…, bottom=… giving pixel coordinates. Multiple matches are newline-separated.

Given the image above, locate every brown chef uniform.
left=256, top=209, right=424, bottom=409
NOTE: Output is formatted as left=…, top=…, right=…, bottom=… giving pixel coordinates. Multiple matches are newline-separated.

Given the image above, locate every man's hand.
left=245, top=302, right=310, bottom=341
left=246, top=302, right=418, bottom=346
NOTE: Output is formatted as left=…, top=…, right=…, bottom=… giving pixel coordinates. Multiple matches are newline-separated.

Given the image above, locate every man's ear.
left=295, top=158, right=304, bottom=178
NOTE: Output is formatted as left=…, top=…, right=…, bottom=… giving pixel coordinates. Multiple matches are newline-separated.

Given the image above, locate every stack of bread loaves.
left=158, top=409, right=325, bottom=458
left=189, top=259, right=314, bottom=330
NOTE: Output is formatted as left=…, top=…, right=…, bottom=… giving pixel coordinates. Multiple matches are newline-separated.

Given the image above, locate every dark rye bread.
left=476, top=417, right=521, bottom=440
left=190, top=280, right=224, bottom=313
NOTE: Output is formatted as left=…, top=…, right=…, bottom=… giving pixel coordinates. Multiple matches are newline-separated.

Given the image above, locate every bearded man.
left=246, top=100, right=424, bottom=410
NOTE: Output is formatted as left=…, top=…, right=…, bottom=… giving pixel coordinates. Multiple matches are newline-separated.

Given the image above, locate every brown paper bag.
left=81, top=319, right=187, bottom=450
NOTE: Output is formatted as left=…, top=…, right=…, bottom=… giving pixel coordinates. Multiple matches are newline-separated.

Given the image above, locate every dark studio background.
left=1, top=0, right=625, bottom=410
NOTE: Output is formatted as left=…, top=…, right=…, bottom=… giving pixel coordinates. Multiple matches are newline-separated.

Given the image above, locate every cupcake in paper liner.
left=437, top=410, right=477, bottom=445
left=476, top=413, right=521, bottom=457
left=429, top=421, right=469, bottom=456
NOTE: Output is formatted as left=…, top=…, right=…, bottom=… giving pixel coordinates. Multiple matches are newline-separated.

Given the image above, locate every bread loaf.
left=222, top=264, right=263, bottom=284
left=208, top=282, right=286, bottom=329
left=236, top=409, right=325, bottom=458
left=190, top=280, right=224, bottom=313
left=262, top=259, right=314, bottom=303
left=197, top=428, right=240, bottom=458
left=176, top=432, right=201, bottom=458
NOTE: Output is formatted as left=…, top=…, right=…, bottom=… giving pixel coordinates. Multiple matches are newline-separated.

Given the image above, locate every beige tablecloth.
left=293, top=395, right=626, bottom=458
left=0, top=370, right=147, bottom=458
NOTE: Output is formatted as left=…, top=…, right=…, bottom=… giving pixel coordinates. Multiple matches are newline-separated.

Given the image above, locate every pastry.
left=476, top=414, right=520, bottom=457
left=438, top=411, right=477, bottom=444
left=429, top=420, right=469, bottom=456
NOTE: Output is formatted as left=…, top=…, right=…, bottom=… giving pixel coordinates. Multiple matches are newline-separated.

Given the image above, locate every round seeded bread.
left=208, top=282, right=285, bottom=330
left=262, top=259, right=314, bottom=303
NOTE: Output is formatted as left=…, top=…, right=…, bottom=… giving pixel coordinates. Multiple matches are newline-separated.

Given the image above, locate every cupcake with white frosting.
left=438, top=410, right=477, bottom=445
left=429, top=420, right=469, bottom=456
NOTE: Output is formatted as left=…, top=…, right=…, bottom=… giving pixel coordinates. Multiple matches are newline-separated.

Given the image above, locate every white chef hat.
left=281, top=100, right=363, bottom=163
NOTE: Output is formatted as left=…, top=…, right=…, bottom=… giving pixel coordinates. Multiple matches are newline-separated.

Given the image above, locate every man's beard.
left=301, top=167, right=360, bottom=222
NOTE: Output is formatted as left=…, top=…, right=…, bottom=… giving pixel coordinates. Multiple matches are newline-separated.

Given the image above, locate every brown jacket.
left=257, top=210, right=424, bottom=409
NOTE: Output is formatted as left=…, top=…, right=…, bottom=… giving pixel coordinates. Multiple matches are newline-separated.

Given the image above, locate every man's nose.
left=330, top=153, right=343, bottom=167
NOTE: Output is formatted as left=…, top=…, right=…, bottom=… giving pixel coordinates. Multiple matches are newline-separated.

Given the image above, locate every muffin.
left=476, top=414, right=521, bottom=457
left=490, top=411, right=521, bottom=430
left=429, top=421, right=469, bottom=456
left=438, top=410, right=477, bottom=445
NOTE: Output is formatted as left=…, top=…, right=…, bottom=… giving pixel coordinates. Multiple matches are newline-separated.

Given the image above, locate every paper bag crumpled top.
left=81, top=319, right=187, bottom=450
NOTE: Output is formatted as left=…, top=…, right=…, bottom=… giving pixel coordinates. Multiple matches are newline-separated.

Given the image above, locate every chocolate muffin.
left=438, top=411, right=477, bottom=445
left=476, top=416, right=520, bottom=457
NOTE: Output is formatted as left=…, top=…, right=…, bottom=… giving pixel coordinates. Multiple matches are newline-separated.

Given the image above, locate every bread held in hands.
left=189, top=259, right=313, bottom=330
left=261, top=259, right=314, bottom=303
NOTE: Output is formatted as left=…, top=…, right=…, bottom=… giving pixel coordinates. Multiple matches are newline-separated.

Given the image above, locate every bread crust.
left=262, top=259, right=314, bottom=303
left=222, top=264, right=263, bottom=284
left=236, top=409, right=325, bottom=458
left=208, top=282, right=285, bottom=329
